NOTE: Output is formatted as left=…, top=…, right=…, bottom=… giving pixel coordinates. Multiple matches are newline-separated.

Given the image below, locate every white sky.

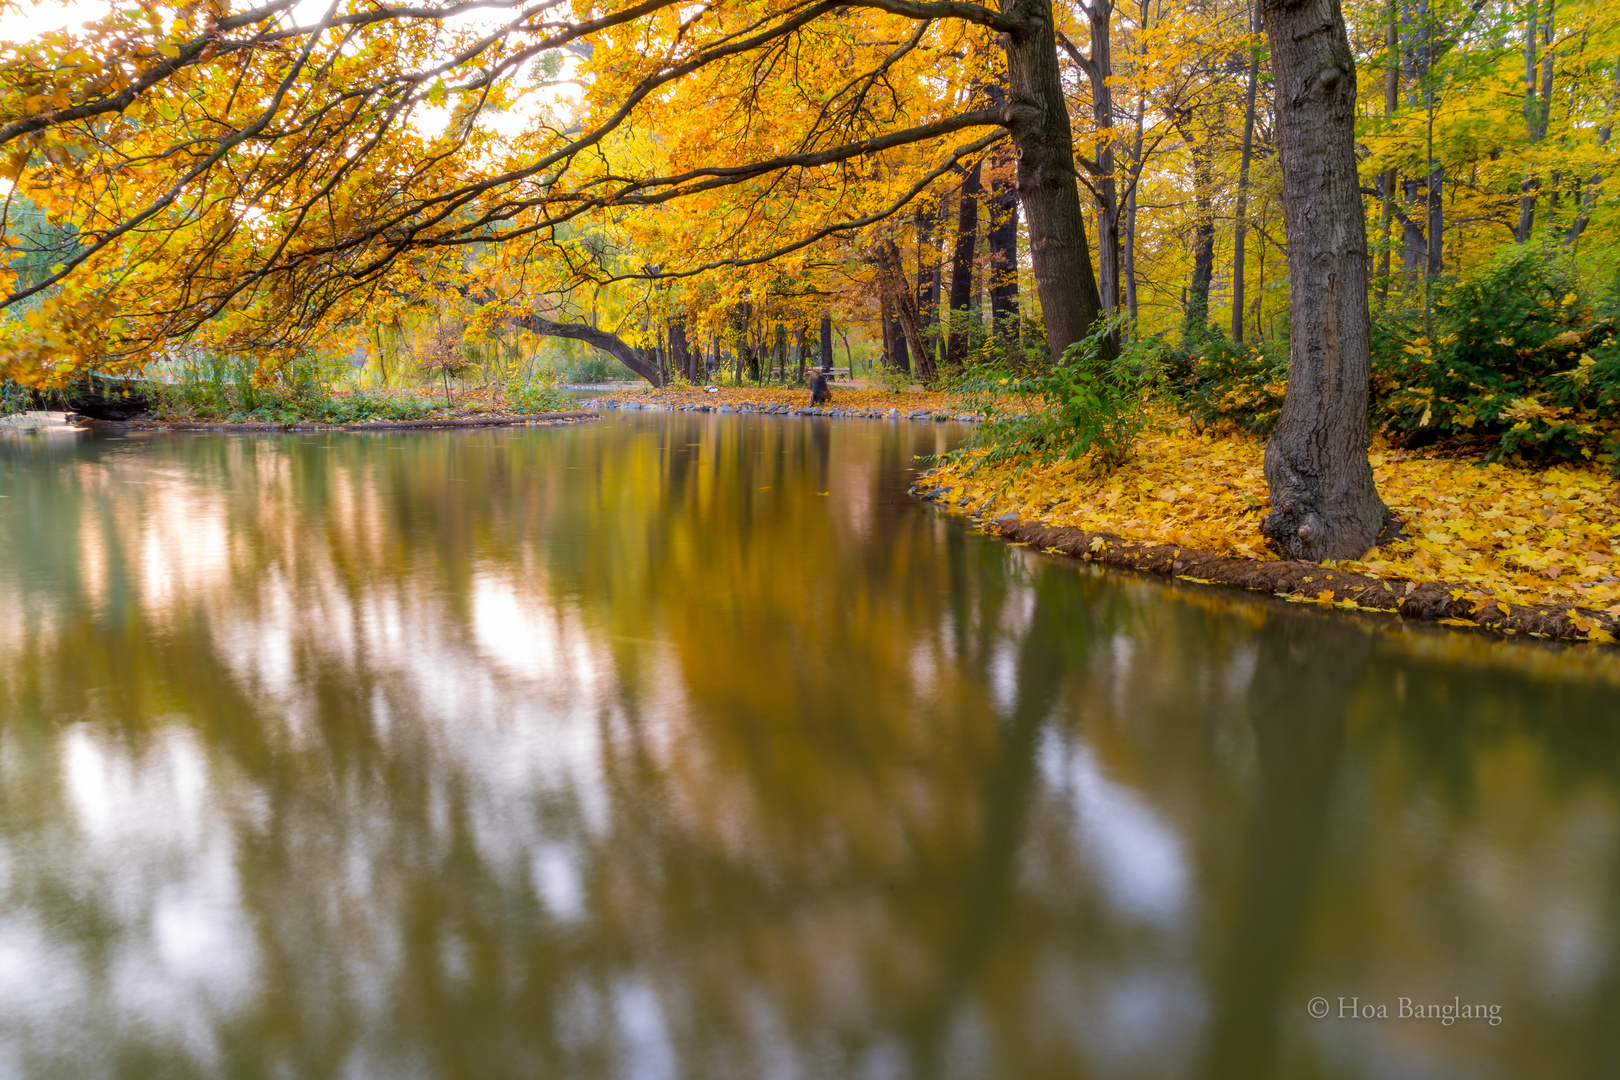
left=0, top=0, right=104, bottom=41
left=0, top=0, right=579, bottom=141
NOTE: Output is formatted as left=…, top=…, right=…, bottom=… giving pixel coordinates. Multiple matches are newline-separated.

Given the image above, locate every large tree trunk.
left=1257, top=0, right=1387, bottom=560
left=1001, top=0, right=1108, bottom=362
left=946, top=159, right=982, bottom=370
left=819, top=314, right=833, bottom=371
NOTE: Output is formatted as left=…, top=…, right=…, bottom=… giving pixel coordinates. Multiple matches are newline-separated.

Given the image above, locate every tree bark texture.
left=820, top=314, right=833, bottom=371
left=1257, top=0, right=1387, bottom=560
left=879, top=238, right=932, bottom=379
left=987, top=147, right=1021, bottom=338
left=946, top=159, right=982, bottom=370
left=1001, top=0, right=1108, bottom=362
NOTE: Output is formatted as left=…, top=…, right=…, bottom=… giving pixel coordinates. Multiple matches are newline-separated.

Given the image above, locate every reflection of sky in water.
left=1, top=423, right=1619, bottom=1078
left=1038, top=734, right=1189, bottom=926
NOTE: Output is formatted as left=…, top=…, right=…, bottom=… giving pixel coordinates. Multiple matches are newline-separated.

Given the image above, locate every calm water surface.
left=2, top=414, right=1620, bottom=1079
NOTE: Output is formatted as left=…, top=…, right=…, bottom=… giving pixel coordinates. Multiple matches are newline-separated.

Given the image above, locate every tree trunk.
left=1376, top=0, right=1397, bottom=303
left=670, top=319, right=691, bottom=381
left=880, top=294, right=895, bottom=367
left=514, top=314, right=660, bottom=384
left=1184, top=119, right=1217, bottom=328
left=892, top=310, right=911, bottom=371
left=1077, top=1, right=1120, bottom=316
left=987, top=145, right=1021, bottom=340
left=1567, top=57, right=1620, bottom=245
left=879, top=238, right=932, bottom=379
left=1515, top=0, right=1555, bottom=241
left=1001, top=0, right=1108, bottom=362
left=946, top=159, right=982, bottom=370
left=1257, top=0, right=1388, bottom=560
left=1424, top=162, right=1444, bottom=273
left=819, top=315, right=832, bottom=372
left=1232, top=0, right=1260, bottom=342
left=916, top=202, right=940, bottom=370
left=1123, top=90, right=1145, bottom=317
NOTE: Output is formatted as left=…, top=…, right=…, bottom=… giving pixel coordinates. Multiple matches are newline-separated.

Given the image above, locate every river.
left=2, top=413, right=1618, bottom=1079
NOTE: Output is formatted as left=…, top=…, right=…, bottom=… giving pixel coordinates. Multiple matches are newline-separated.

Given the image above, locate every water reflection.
left=1, top=416, right=1619, bottom=1079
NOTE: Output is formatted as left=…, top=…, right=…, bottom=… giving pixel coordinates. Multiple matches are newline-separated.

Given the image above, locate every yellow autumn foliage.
left=929, top=419, right=1620, bottom=617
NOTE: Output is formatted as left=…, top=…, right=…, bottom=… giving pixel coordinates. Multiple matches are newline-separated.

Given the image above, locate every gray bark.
left=1001, top=0, right=1108, bottom=362
left=1257, top=0, right=1388, bottom=559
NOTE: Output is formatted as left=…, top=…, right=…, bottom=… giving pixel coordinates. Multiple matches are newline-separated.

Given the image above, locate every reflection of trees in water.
left=1201, top=615, right=1361, bottom=1080
left=2, top=423, right=1620, bottom=1077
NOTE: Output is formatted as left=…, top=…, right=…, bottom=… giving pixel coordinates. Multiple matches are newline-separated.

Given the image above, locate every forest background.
left=0, top=0, right=1618, bottom=575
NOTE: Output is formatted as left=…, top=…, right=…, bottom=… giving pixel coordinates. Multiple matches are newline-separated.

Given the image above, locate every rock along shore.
left=587, top=399, right=979, bottom=423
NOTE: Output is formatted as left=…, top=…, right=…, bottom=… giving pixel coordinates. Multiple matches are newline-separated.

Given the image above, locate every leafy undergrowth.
left=593, top=384, right=966, bottom=412
left=927, top=420, right=1620, bottom=619
left=150, top=384, right=582, bottom=424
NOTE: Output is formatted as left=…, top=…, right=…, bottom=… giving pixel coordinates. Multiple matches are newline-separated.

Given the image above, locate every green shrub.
left=876, top=362, right=911, bottom=394
left=1, top=380, right=29, bottom=416
left=311, top=391, right=432, bottom=424
left=560, top=353, right=635, bottom=383
left=954, top=319, right=1158, bottom=472
left=1166, top=328, right=1290, bottom=436
left=1370, top=247, right=1620, bottom=464
left=506, top=372, right=579, bottom=413
left=146, top=353, right=434, bottom=424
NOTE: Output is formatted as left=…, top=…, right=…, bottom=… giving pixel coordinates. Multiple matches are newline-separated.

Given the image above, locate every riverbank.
left=85, top=411, right=597, bottom=433
left=587, top=384, right=978, bottom=421
left=915, top=423, right=1620, bottom=644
